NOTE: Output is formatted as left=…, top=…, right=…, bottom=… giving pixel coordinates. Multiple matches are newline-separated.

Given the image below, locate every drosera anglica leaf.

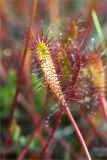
left=87, top=53, right=105, bottom=92
left=84, top=52, right=107, bottom=121
left=33, top=39, right=65, bottom=104
left=60, top=19, right=78, bottom=50
left=57, top=49, right=71, bottom=80
left=31, top=26, right=91, bottom=160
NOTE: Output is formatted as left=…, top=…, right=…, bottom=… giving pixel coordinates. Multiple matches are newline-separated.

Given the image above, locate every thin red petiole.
left=99, top=92, right=107, bottom=121
left=39, top=108, right=64, bottom=158
left=63, top=102, right=91, bottom=160
left=39, top=101, right=91, bottom=160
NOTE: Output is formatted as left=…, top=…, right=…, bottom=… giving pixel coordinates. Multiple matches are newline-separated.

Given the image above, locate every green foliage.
left=31, top=73, right=46, bottom=112
left=10, top=119, right=21, bottom=142
left=0, top=69, right=16, bottom=113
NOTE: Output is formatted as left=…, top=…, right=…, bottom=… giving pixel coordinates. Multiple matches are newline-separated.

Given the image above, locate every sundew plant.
left=0, top=0, right=107, bottom=160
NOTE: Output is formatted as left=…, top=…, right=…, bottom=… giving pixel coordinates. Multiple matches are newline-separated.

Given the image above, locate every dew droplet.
left=86, top=105, right=90, bottom=109
left=4, top=48, right=12, bottom=56
left=91, top=38, right=95, bottom=43
left=59, top=32, right=63, bottom=36
left=45, top=124, right=49, bottom=127
left=94, top=112, right=96, bottom=116
left=49, top=113, right=52, bottom=116
left=62, top=112, right=65, bottom=115
left=45, top=120, right=48, bottom=123
left=47, top=116, right=50, bottom=120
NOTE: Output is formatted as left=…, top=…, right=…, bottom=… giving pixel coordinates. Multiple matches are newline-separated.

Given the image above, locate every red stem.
left=39, top=101, right=91, bottom=160
left=39, top=108, right=64, bottom=158
left=18, top=94, right=38, bottom=125
left=2, top=1, right=38, bottom=159
left=17, top=92, right=49, bottom=160
left=99, top=92, right=107, bottom=122
left=37, top=131, right=52, bottom=160
left=63, top=102, right=91, bottom=160
left=81, top=108, right=107, bottom=147
left=17, top=113, right=45, bottom=160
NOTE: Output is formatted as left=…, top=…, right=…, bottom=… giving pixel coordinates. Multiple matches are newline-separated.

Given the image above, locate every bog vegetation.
left=0, top=0, right=107, bottom=160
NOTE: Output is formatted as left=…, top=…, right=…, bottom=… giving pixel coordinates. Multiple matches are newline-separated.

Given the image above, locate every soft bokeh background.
left=0, top=0, right=107, bottom=159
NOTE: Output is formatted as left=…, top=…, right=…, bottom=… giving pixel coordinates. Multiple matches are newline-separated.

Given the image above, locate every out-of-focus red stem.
left=2, top=1, right=38, bottom=159
left=64, top=103, right=91, bottom=160
left=44, top=120, right=82, bottom=160
left=17, top=111, right=46, bottom=160
left=99, top=92, right=107, bottom=122
left=18, top=93, right=51, bottom=157
left=17, top=91, right=49, bottom=160
left=37, top=131, right=52, bottom=160
left=18, top=94, right=38, bottom=124
left=59, top=138, right=82, bottom=160
left=39, top=108, right=64, bottom=158
left=18, top=108, right=63, bottom=160
left=81, top=108, right=107, bottom=147
left=40, top=101, right=91, bottom=160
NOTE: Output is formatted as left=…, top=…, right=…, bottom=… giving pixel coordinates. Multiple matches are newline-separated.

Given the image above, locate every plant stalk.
left=63, top=102, right=91, bottom=160
left=2, top=1, right=38, bottom=159
left=99, top=92, right=107, bottom=122
left=39, top=108, right=64, bottom=158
